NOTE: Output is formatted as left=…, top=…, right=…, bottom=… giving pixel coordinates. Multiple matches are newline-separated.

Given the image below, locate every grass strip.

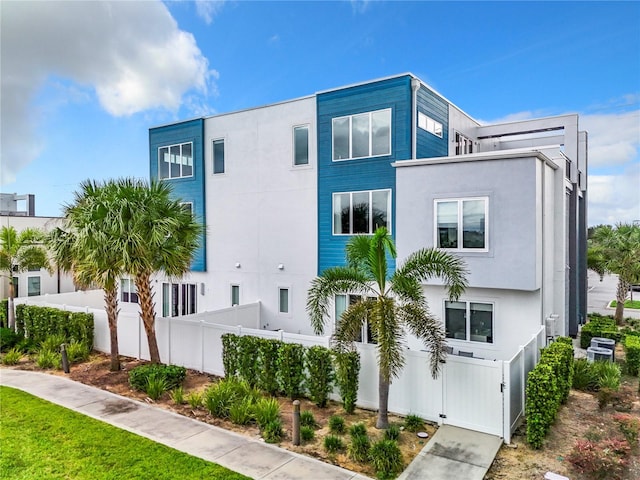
left=0, top=386, right=249, bottom=480
left=610, top=299, right=640, bottom=310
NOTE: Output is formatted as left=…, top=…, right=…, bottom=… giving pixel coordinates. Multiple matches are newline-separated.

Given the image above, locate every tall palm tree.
left=307, top=227, right=467, bottom=428
left=48, top=180, right=125, bottom=371
left=0, top=226, right=50, bottom=331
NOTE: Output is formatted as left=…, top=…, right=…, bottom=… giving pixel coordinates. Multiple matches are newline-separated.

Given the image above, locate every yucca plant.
left=370, top=439, right=403, bottom=479
left=66, top=340, right=90, bottom=364
left=229, top=397, right=255, bottom=425
left=36, top=349, right=60, bottom=369
left=1, top=347, right=22, bottom=365
left=170, top=386, right=185, bottom=405
left=253, top=397, right=280, bottom=430
left=348, top=432, right=370, bottom=462
left=186, top=391, right=203, bottom=408
left=146, top=376, right=169, bottom=401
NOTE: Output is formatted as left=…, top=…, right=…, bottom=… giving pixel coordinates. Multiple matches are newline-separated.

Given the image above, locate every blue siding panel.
left=149, top=119, right=206, bottom=272
left=416, top=86, right=449, bottom=158
left=317, top=75, right=413, bottom=274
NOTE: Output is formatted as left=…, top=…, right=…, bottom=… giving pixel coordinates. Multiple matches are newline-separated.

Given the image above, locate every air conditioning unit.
left=586, top=346, right=613, bottom=363
left=545, top=314, right=559, bottom=339
left=590, top=337, right=616, bottom=361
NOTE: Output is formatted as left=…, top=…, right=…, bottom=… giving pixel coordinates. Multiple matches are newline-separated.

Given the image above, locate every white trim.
left=231, top=283, right=240, bottom=307
left=332, top=188, right=392, bottom=236
left=278, top=286, right=291, bottom=315
left=158, top=142, right=194, bottom=180
left=332, top=108, right=392, bottom=161
left=212, top=138, right=226, bottom=175
left=444, top=299, right=495, bottom=345
left=434, top=197, right=489, bottom=252
left=292, top=124, right=310, bottom=167
left=27, top=275, right=41, bottom=297
left=180, top=202, right=194, bottom=215
left=418, top=111, right=443, bottom=138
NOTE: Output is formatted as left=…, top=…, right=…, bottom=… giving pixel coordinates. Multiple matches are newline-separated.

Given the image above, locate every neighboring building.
left=148, top=73, right=587, bottom=360
left=1, top=193, right=35, bottom=216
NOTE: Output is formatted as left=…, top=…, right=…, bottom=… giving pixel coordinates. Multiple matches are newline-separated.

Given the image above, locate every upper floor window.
left=445, top=300, right=493, bottom=343
left=159, top=142, right=193, bottom=179
left=293, top=125, right=309, bottom=166
left=333, top=189, right=391, bottom=235
left=213, top=139, right=225, bottom=174
left=121, top=278, right=139, bottom=303
left=418, top=112, right=443, bottom=138
left=435, top=197, right=488, bottom=251
left=455, top=132, right=473, bottom=155
left=332, top=109, right=391, bottom=161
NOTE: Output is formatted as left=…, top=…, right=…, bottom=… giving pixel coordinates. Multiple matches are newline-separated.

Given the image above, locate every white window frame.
left=434, top=197, right=489, bottom=252
left=181, top=202, right=193, bottom=216
left=27, top=276, right=41, bottom=297
left=231, top=284, right=240, bottom=307
left=212, top=138, right=225, bottom=175
left=161, top=282, right=196, bottom=317
left=278, top=286, right=290, bottom=314
left=418, top=112, right=443, bottom=138
left=293, top=124, right=310, bottom=166
left=454, top=131, right=474, bottom=155
left=444, top=299, right=494, bottom=344
left=158, top=142, right=194, bottom=180
left=332, top=108, right=392, bottom=161
left=120, top=278, right=139, bottom=304
left=332, top=189, right=392, bottom=236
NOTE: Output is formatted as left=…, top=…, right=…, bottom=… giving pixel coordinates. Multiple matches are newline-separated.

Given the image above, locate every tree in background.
left=0, top=226, right=50, bottom=331
left=307, top=227, right=467, bottom=428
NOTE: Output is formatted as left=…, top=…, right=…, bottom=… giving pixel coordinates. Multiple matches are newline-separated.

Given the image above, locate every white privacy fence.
left=17, top=297, right=546, bottom=443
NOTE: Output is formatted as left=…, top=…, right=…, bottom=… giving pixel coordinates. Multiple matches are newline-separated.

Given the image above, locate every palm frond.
left=399, top=302, right=447, bottom=378
left=333, top=298, right=372, bottom=352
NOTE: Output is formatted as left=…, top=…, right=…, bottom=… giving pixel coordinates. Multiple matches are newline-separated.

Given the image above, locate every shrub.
left=186, top=391, right=203, bottom=408
left=300, top=410, right=318, bottom=428
left=404, top=414, right=424, bottom=433
left=300, top=425, right=315, bottom=442
left=237, top=335, right=260, bottom=387
left=573, top=358, right=597, bottom=391
left=65, top=340, right=90, bottom=364
left=349, top=422, right=367, bottom=437
left=18, top=305, right=93, bottom=348
left=525, top=363, right=558, bottom=449
left=253, top=397, right=280, bottom=430
left=261, top=419, right=283, bottom=443
left=146, top=376, right=169, bottom=401
left=334, top=350, right=360, bottom=414
left=591, top=360, right=621, bottom=391
left=305, top=345, right=334, bottom=407
left=540, top=338, right=574, bottom=404
left=170, top=386, right=185, bottom=405
left=258, top=338, right=282, bottom=395
left=348, top=432, right=370, bottom=462
left=229, top=396, right=255, bottom=425
left=40, top=334, right=67, bottom=354
left=0, top=299, right=7, bottom=328
left=129, top=364, right=186, bottom=392
left=2, top=347, right=23, bottom=365
left=36, top=349, right=60, bottom=369
left=323, top=435, right=344, bottom=454
left=567, top=438, right=630, bottom=480
left=613, top=413, right=640, bottom=446
left=581, top=315, right=619, bottom=349
left=204, top=378, right=257, bottom=419
left=384, top=424, right=401, bottom=441
left=623, top=335, right=640, bottom=376
left=0, top=327, right=21, bottom=352
left=277, top=343, right=305, bottom=399
left=221, top=333, right=240, bottom=378
left=369, top=439, right=403, bottom=479
left=328, top=415, right=345, bottom=434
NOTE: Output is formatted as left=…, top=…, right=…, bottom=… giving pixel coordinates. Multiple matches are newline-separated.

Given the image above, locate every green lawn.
left=0, top=386, right=250, bottom=480
left=610, top=299, right=640, bottom=309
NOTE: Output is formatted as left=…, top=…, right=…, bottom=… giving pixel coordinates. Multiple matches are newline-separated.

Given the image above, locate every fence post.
left=292, top=400, right=301, bottom=446
left=200, top=320, right=205, bottom=373
left=168, top=317, right=172, bottom=366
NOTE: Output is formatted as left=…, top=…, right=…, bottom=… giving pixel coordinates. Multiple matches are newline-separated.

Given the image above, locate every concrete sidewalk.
left=0, top=369, right=370, bottom=480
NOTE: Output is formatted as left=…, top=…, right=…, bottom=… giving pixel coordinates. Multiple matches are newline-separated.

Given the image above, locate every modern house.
left=146, top=73, right=588, bottom=361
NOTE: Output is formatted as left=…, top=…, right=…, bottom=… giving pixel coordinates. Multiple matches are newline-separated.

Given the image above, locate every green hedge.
left=580, top=315, right=620, bottom=348
left=624, top=335, right=640, bottom=376
left=16, top=305, right=93, bottom=348
left=540, top=338, right=574, bottom=404
left=334, top=350, right=360, bottom=414
left=305, top=345, right=334, bottom=407
left=0, top=299, right=7, bottom=328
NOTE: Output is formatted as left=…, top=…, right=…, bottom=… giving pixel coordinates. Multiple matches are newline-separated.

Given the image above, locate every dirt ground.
left=6, top=353, right=640, bottom=479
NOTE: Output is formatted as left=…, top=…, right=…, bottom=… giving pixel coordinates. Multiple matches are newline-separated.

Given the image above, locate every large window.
left=213, top=139, right=225, bottom=174
left=162, top=282, right=196, bottom=317
left=27, top=276, right=40, bottom=297
left=332, top=109, right=391, bottom=161
left=445, top=300, right=493, bottom=343
left=435, top=197, right=488, bottom=250
left=418, top=112, right=443, bottom=138
left=293, top=125, right=309, bottom=166
left=120, top=278, right=138, bottom=303
left=335, top=294, right=376, bottom=344
left=333, top=189, right=391, bottom=235
left=159, top=142, right=193, bottom=179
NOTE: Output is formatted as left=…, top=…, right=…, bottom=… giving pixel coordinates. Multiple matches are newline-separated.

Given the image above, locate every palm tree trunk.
left=376, top=370, right=390, bottom=429
left=615, top=278, right=628, bottom=325
left=104, top=287, right=120, bottom=371
left=135, top=272, right=161, bottom=364
left=7, top=280, right=16, bottom=331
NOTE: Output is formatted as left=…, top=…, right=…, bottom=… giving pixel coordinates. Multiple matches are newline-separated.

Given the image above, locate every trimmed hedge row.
left=15, top=304, right=94, bottom=348
left=0, top=299, right=7, bottom=328
left=624, top=335, right=640, bottom=376
left=525, top=337, right=574, bottom=449
left=580, top=314, right=621, bottom=348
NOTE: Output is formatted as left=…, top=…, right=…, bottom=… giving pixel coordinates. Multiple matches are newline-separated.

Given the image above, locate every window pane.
left=351, top=113, right=370, bottom=158
left=372, top=190, right=389, bottom=231
left=170, top=145, right=181, bottom=178
left=130, top=280, right=138, bottom=304
left=279, top=288, right=289, bottom=313
left=463, top=200, right=486, bottom=248
left=231, top=285, right=239, bottom=306
left=159, top=147, right=169, bottom=179
left=371, top=110, right=391, bottom=156
left=182, top=143, right=193, bottom=177
left=121, top=278, right=129, bottom=303
left=437, top=201, right=458, bottom=248
left=181, top=284, right=188, bottom=317
left=335, top=294, right=347, bottom=327
left=162, top=283, right=170, bottom=317
left=27, top=277, right=40, bottom=297
left=333, top=117, right=350, bottom=160
left=12, top=277, right=18, bottom=298
left=352, top=191, right=370, bottom=233
left=445, top=301, right=466, bottom=340
left=470, top=302, right=492, bottom=343
left=188, top=284, right=197, bottom=314
left=171, top=283, right=179, bottom=317
left=213, top=140, right=225, bottom=174
left=333, top=193, right=350, bottom=234
left=294, top=126, right=309, bottom=165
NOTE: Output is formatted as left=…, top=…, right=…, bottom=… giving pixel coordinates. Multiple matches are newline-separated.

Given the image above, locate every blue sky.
left=1, top=0, right=639, bottom=226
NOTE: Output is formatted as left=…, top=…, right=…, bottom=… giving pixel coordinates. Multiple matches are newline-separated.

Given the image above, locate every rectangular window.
left=435, top=197, right=488, bottom=251
left=213, top=139, right=225, bottom=174
left=27, top=276, right=40, bottom=297
left=279, top=288, right=289, bottom=314
left=293, top=126, right=309, bottom=166
left=161, top=282, right=196, bottom=317
left=455, top=132, right=473, bottom=155
left=12, top=277, right=18, bottom=298
left=158, top=142, right=193, bottom=180
left=181, top=202, right=193, bottom=215
left=332, top=109, right=391, bottom=161
left=445, top=300, right=493, bottom=343
left=334, top=294, right=376, bottom=344
left=333, top=189, right=391, bottom=235
left=231, top=284, right=240, bottom=306
left=418, top=112, right=443, bottom=138
left=120, top=278, right=139, bottom=303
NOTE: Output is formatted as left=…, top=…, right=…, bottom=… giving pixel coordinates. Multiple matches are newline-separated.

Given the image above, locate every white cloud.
left=195, top=0, right=226, bottom=24
left=581, top=111, right=640, bottom=169
left=0, top=0, right=214, bottom=184
left=588, top=162, right=640, bottom=226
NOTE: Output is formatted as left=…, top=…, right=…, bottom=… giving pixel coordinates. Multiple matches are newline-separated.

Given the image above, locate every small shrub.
left=0, top=327, right=21, bottom=352
left=404, top=414, right=424, bottom=433
left=328, top=415, right=345, bottom=434
left=170, top=386, right=185, bottom=405
left=146, top=376, right=169, bottom=401
left=300, top=410, right=318, bottom=428
left=597, top=388, right=615, bottom=409
left=2, top=347, right=22, bottom=365
left=334, top=350, right=360, bottom=414
left=186, top=391, right=203, bottom=408
left=384, top=424, right=401, bottom=441
left=349, top=422, right=367, bottom=437
left=65, top=341, right=90, bottom=364
left=129, top=364, right=186, bottom=392
left=229, top=397, right=255, bottom=425
left=567, top=438, right=630, bottom=480
left=323, top=435, right=344, bottom=454
left=204, top=378, right=257, bottom=419
left=40, top=334, right=67, bottom=354
left=573, top=358, right=597, bottom=391
left=369, top=439, right=403, bottom=479
left=36, top=349, right=60, bottom=369
left=591, top=361, right=621, bottom=391
left=261, top=419, right=283, bottom=443
left=305, top=345, right=334, bottom=407
left=613, top=413, right=640, bottom=446
left=348, top=432, right=370, bottom=462
left=300, top=425, right=315, bottom=442
left=253, top=397, right=280, bottom=430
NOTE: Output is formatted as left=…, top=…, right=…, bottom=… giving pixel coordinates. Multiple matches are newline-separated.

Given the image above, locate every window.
left=418, top=112, right=443, bottom=138
left=213, top=139, right=225, bottom=174
left=181, top=202, right=193, bottom=215
left=335, top=294, right=376, bottom=344
left=231, top=284, right=240, bottom=306
left=27, top=276, right=40, bottom=297
left=332, top=109, right=391, bottom=160
left=161, top=282, right=196, bottom=317
left=435, top=197, right=487, bottom=250
left=293, top=125, right=309, bottom=166
left=333, top=189, right=391, bottom=235
left=445, top=301, right=493, bottom=343
left=120, top=278, right=139, bottom=303
left=12, top=277, right=18, bottom=297
left=455, top=132, right=474, bottom=155
left=159, top=142, right=193, bottom=179
left=279, top=288, right=289, bottom=314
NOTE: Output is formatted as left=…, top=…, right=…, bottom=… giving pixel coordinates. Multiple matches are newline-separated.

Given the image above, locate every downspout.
left=411, top=77, right=421, bottom=160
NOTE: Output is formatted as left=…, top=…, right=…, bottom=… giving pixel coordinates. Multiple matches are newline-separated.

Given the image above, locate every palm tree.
left=0, top=226, right=50, bottom=331
left=589, top=223, right=640, bottom=323
left=48, top=180, right=125, bottom=371
left=307, top=227, right=468, bottom=428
